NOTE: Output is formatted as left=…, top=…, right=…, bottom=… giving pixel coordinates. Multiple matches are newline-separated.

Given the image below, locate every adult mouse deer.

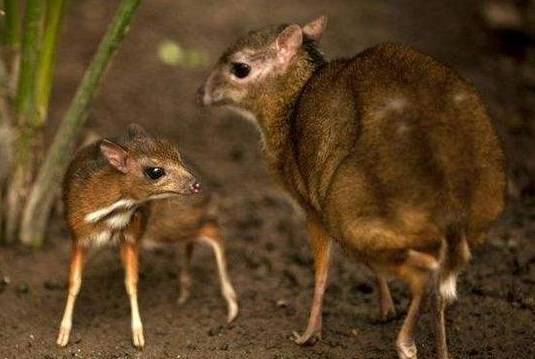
left=57, top=124, right=201, bottom=349
left=197, top=16, right=506, bottom=359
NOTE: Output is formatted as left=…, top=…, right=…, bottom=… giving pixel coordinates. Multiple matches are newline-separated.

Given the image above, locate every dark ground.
left=1, top=0, right=535, bottom=358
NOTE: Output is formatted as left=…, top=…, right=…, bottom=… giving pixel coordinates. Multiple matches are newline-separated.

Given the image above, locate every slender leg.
left=177, top=242, right=194, bottom=305
left=198, top=223, right=238, bottom=323
left=434, top=275, right=449, bottom=359
left=376, top=274, right=396, bottom=321
left=396, top=250, right=438, bottom=359
left=293, top=219, right=332, bottom=345
left=397, top=286, right=424, bottom=359
left=121, top=241, right=144, bottom=348
left=57, top=243, right=86, bottom=347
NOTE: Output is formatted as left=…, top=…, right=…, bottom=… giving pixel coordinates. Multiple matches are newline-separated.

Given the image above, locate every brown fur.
left=142, top=193, right=239, bottom=323
left=63, top=125, right=198, bottom=246
left=143, top=192, right=214, bottom=243
left=199, top=17, right=506, bottom=359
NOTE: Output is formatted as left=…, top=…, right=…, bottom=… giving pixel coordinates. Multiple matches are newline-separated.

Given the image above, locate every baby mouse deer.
left=198, top=16, right=506, bottom=359
left=57, top=124, right=201, bottom=349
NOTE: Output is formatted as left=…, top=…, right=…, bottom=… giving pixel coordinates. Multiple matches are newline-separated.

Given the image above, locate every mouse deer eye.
left=144, top=167, right=165, bottom=180
left=230, top=62, right=251, bottom=79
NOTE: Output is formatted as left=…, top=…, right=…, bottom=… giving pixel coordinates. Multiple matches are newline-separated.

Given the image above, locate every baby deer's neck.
left=82, top=171, right=137, bottom=224
left=84, top=197, right=137, bottom=224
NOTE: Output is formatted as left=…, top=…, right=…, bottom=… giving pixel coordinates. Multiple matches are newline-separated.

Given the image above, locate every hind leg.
left=433, top=275, right=449, bottom=359
left=388, top=250, right=439, bottom=359
left=376, top=274, right=396, bottom=321
left=177, top=242, right=194, bottom=304
left=197, top=222, right=238, bottom=323
left=432, top=234, right=471, bottom=359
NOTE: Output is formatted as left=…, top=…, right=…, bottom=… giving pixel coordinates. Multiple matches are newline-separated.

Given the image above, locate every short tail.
left=439, top=225, right=471, bottom=303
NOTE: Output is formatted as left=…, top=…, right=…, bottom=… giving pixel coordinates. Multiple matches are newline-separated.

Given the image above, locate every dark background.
left=1, top=1, right=534, bottom=358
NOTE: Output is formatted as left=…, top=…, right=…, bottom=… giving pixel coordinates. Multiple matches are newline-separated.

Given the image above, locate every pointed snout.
left=195, top=85, right=208, bottom=106
left=197, top=70, right=220, bottom=106
left=182, top=175, right=202, bottom=195
left=172, top=168, right=202, bottom=195
left=196, top=81, right=217, bottom=107
left=190, top=181, right=202, bottom=194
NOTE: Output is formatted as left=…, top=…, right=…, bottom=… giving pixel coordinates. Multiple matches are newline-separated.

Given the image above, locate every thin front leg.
left=293, top=219, right=332, bottom=345
left=121, top=241, right=144, bottom=348
left=57, top=243, right=86, bottom=347
left=198, top=223, right=238, bottom=323
left=376, top=274, right=396, bottom=321
left=177, top=242, right=194, bottom=305
left=397, top=286, right=424, bottom=359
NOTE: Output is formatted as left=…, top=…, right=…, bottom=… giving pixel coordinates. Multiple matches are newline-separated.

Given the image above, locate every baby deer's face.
left=197, top=16, right=327, bottom=114
left=100, top=124, right=201, bottom=202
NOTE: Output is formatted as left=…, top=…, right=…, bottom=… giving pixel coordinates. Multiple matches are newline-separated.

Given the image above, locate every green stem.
left=20, top=0, right=143, bottom=247
left=0, top=1, right=5, bottom=42
left=2, top=0, right=21, bottom=48
left=0, top=49, right=9, bottom=123
left=15, top=0, right=44, bottom=126
left=4, top=0, right=44, bottom=243
left=34, top=0, right=68, bottom=126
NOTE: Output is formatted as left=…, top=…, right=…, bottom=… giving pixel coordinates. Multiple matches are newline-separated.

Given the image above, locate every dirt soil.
left=1, top=0, right=535, bottom=358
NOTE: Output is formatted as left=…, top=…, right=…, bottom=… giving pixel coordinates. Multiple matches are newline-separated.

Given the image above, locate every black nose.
left=195, top=86, right=205, bottom=105
left=190, top=182, right=202, bottom=193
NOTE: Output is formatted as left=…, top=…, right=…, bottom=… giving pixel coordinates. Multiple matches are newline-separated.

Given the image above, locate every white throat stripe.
left=84, top=199, right=137, bottom=223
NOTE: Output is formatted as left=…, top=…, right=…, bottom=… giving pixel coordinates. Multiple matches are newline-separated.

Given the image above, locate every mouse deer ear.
left=275, top=24, right=303, bottom=65
left=100, top=139, right=130, bottom=173
left=302, top=15, right=328, bottom=42
left=127, top=123, right=149, bottom=139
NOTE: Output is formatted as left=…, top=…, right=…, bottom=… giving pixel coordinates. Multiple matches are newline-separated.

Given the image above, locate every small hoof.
left=223, top=284, right=238, bottom=323
left=56, top=326, right=71, bottom=347
left=177, top=292, right=190, bottom=305
left=397, top=342, right=417, bottom=359
left=226, top=300, right=239, bottom=323
left=178, top=275, right=192, bottom=305
left=132, top=327, right=145, bottom=349
left=292, top=330, right=321, bottom=346
left=379, top=307, right=397, bottom=322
